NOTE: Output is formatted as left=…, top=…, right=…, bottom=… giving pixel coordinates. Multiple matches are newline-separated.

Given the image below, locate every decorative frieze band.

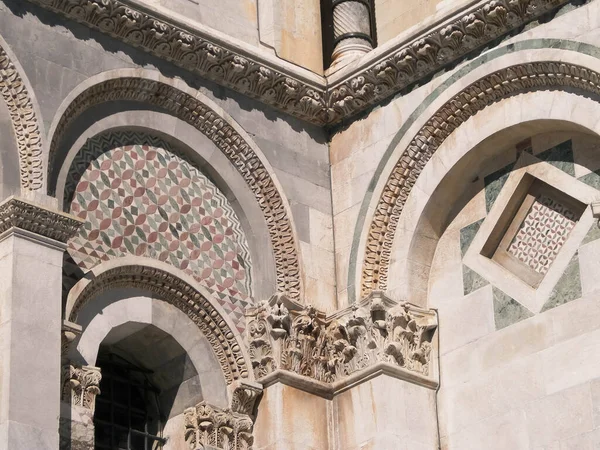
left=246, top=292, right=437, bottom=393
left=0, top=197, right=83, bottom=243
left=24, top=0, right=578, bottom=126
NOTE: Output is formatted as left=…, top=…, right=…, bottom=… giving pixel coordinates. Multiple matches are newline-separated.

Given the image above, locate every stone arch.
left=359, top=53, right=600, bottom=301
left=48, top=69, right=302, bottom=302
left=66, top=256, right=252, bottom=385
left=55, top=110, right=277, bottom=301
left=0, top=35, right=45, bottom=191
left=75, top=294, right=229, bottom=408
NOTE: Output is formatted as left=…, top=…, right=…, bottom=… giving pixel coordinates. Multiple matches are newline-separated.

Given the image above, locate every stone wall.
left=374, top=0, right=473, bottom=45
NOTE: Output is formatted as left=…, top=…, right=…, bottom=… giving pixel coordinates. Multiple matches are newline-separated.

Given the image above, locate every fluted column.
left=327, top=0, right=375, bottom=73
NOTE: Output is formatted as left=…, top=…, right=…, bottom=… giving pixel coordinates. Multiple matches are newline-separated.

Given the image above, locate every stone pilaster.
left=0, top=196, right=82, bottom=449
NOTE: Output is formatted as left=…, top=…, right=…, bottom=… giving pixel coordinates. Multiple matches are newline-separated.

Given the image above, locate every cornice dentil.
left=24, top=0, right=579, bottom=126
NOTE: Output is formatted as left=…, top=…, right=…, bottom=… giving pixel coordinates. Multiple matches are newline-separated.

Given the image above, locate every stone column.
left=0, top=196, right=82, bottom=449
left=328, top=0, right=375, bottom=73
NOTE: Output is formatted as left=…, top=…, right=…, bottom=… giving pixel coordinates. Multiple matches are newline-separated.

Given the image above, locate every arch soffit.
left=66, top=256, right=253, bottom=385
left=0, top=35, right=45, bottom=191
left=56, top=111, right=277, bottom=300
left=47, top=69, right=302, bottom=302
left=355, top=43, right=600, bottom=301
left=77, top=295, right=230, bottom=408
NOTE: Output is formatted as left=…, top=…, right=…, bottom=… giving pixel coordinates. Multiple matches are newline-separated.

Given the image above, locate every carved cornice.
left=69, top=264, right=250, bottom=384
left=361, top=62, right=600, bottom=296
left=25, top=0, right=329, bottom=125
left=23, top=0, right=580, bottom=126
left=245, top=292, right=437, bottom=392
left=0, top=43, right=44, bottom=190
left=62, top=364, right=102, bottom=411
left=0, top=197, right=83, bottom=243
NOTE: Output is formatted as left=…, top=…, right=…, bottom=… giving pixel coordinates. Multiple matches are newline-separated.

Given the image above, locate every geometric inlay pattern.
left=65, top=132, right=252, bottom=332
left=507, top=194, right=578, bottom=275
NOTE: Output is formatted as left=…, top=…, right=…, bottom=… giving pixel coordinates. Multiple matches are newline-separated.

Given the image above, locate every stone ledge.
left=23, top=0, right=581, bottom=126
left=0, top=196, right=83, bottom=244
left=260, top=362, right=439, bottom=400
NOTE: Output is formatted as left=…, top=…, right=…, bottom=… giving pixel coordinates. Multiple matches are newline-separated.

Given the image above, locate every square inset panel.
left=481, top=176, right=585, bottom=288
left=464, top=152, right=598, bottom=313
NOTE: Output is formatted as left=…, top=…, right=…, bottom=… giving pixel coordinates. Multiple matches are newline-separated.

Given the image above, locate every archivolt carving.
left=325, top=0, right=580, bottom=123
left=24, top=0, right=578, bottom=125
left=50, top=78, right=300, bottom=301
left=246, top=293, right=437, bottom=383
left=361, top=62, right=600, bottom=297
left=69, top=264, right=250, bottom=384
left=0, top=43, right=44, bottom=190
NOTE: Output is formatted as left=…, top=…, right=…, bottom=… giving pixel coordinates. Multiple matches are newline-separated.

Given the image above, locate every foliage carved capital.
left=246, top=292, right=438, bottom=387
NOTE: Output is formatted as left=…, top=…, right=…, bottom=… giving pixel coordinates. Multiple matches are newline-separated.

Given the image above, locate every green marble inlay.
left=460, top=219, right=484, bottom=256
left=582, top=222, right=600, bottom=246
left=463, top=265, right=489, bottom=296
left=541, top=253, right=582, bottom=312
left=493, top=286, right=533, bottom=330
left=578, top=170, right=600, bottom=191
left=536, top=140, right=575, bottom=177
left=484, top=163, right=515, bottom=213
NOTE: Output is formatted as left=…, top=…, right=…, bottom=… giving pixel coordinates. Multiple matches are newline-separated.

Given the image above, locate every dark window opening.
left=94, top=354, right=167, bottom=450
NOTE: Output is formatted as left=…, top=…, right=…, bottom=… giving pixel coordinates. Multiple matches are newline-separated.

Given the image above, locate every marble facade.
left=1, top=0, right=600, bottom=449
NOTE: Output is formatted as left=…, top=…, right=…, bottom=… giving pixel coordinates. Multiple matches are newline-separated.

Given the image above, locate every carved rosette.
left=184, top=402, right=255, bottom=450
left=62, top=365, right=102, bottom=412
left=0, top=197, right=83, bottom=243
left=245, top=293, right=437, bottom=383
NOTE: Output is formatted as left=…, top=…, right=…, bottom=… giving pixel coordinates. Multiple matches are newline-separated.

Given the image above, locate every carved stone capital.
left=0, top=197, right=83, bottom=243
left=246, top=292, right=438, bottom=389
left=184, top=401, right=255, bottom=450
left=62, top=365, right=102, bottom=412
left=61, top=320, right=82, bottom=363
left=230, top=380, right=263, bottom=420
